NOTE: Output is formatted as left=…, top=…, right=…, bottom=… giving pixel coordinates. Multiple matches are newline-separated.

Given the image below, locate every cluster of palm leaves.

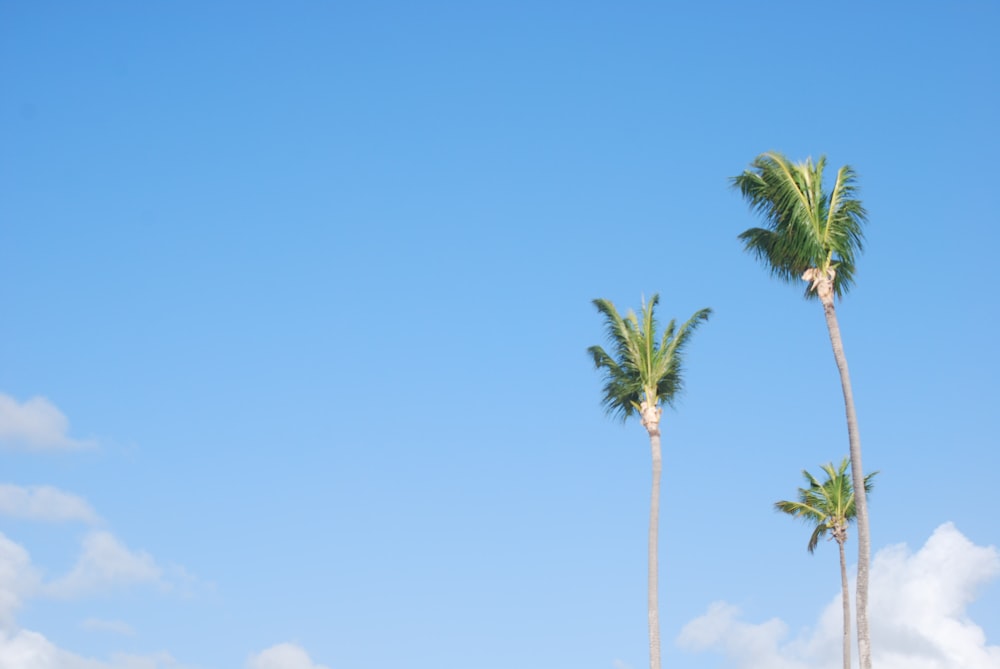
left=590, top=151, right=875, bottom=669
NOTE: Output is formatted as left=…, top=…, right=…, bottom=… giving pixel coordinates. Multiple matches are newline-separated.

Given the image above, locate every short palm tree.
left=776, top=459, right=876, bottom=669
left=589, top=294, right=710, bottom=669
left=733, top=152, right=874, bottom=669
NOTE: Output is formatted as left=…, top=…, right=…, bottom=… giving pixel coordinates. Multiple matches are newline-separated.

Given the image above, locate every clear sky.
left=1, top=2, right=998, bottom=668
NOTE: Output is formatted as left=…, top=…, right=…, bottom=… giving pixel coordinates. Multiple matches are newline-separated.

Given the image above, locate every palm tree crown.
left=776, top=458, right=876, bottom=552
left=588, top=295, right=711, bottom=427
left=733, top=152, right=867, bottom=299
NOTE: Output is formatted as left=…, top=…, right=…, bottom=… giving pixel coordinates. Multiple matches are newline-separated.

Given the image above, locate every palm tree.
left=733, top=152, right=874, bottom=669
left=589, top=294, right=710, bottom=669
left=776, top=459, right=876, bottom=669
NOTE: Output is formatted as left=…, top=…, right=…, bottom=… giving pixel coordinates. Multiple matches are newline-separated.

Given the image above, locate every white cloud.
left=0, top=629, right=91, bottom=669
left=678, top=602, right=813, bottom=669
left=0, top=485, right=101, bottom=524
left=678, top=523, right=1000, bottom=669
left=0, top=532, right=42, bottom=626
left=0, top=538, right=182, bottom=667
left=80, top=618, right=136, bottom=637
left=868, top=522, right=1000, bottom=668
left=44, top=531, right=163, bottom=599
left=0, top=531, right=304, bottom=669
left=0, top=533, right=200, bottom=669
left=246, top=643, right=330, bottom=669
left=0, top=394, right=94, bottom=451
left=0, top=632, right=326, bottom=669
left=0, top=482, right=293, bottom=669
left=0, top=629, right=188, bottom=669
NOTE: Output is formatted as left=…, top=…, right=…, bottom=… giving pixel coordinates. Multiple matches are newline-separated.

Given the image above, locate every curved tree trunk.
left=820, top=295, right=872, bottom=669
left=838, top=538, right=851, bottom=669
left=647, top=427, right=662, bottom=669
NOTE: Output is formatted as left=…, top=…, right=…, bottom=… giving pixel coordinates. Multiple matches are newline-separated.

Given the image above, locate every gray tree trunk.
left=838, top=537, right=851, bottom=669
left=647, top=427, right=662, bottom=669
left=820, top=296, right=872, bottom=669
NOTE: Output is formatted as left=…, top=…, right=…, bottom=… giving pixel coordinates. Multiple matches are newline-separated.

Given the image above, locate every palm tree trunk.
left=647, top=428, right=662, bottom=669
left=838, top=538, right=851, bottom=669
left=820, top=296, right=872, bottom=669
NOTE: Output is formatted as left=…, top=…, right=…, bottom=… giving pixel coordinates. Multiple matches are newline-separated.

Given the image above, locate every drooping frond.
left=774, top=499, right=826, bottom=523
left=588, top=342, right=643, bottom=421
left=733, top=152, right=868, bottom=300
left=588, top=295, right=711, bottom=423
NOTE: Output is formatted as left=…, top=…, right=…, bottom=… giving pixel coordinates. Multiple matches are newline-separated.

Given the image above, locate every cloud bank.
left=0, top=395, right=94, bottom=451
left=678, top=522, right=1000, bottom=669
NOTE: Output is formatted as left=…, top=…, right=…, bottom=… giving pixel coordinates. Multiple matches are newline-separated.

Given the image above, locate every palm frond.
left=807, top=523, right=830, bottom=554
left=587, top=343, right=640, bottom=421
left=737, top=227, right=800, bottom=284
left=592, top=298, right=642, bottom=374
left=656, top=308, right=711, bottom=407
left=774, top=499, right=826, bottom=522
left=824, top=164, right=868, bottom=297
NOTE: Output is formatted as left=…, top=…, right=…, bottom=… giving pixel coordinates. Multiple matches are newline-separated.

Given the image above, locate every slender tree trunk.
left=838, top=538, right=851, bottom=669
left=820, top=295, right=872, bottom=669
left=647, top=427, right=662, bottom=669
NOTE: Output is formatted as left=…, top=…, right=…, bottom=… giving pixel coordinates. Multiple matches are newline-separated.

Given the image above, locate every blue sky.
left=1, top=2, right=998, bottom=668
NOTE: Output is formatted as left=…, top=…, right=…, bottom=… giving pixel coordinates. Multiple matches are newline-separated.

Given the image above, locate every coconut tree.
left=776, top=459, right=876, bottom=669
left=589, top=295, right=710, bottom=669
left=733, top=152, right=874, bottom=669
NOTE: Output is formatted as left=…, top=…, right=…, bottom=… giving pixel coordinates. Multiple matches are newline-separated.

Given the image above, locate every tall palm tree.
left=776, top=459, right=876, bottom=669
left=733, top=152, right=874, bottom=669
left=589, top=294, right=710, bottom=669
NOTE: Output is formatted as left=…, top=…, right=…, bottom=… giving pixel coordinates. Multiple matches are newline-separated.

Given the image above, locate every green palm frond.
left=775, top=458, right=877, bottom=554
left=807, top=523, right=831, bottom=554
left=656, top=308, right=711, bottom=408
left=733, top=152, right=868, bottom=300
left=774, top=499, right=826, bottom=523
left=588, top=295, right=711, bottom=423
